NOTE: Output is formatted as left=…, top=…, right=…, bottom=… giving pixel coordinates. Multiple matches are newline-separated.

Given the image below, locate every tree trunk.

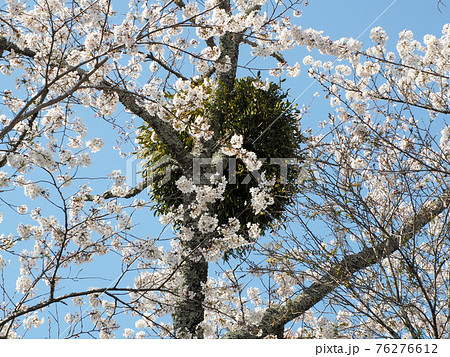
left=172, top=240, right=208, bottom=338
left=172, top=188, right=210, bottom=338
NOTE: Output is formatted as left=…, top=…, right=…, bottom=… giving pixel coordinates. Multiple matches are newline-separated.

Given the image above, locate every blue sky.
left=1, top=0, right=450, bottom=338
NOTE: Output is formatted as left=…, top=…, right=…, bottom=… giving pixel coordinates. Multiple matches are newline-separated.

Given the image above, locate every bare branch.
left=227, top=189, right=450, bottom=338
left=84, top=162, right=179, bottom=201
left=0, top=35, right=193, bottom=173
left=0, top=286, right=168, bottom=331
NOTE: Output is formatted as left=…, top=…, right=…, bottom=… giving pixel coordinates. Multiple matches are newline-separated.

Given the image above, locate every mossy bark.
left=172, top=238, right=208, bottom=338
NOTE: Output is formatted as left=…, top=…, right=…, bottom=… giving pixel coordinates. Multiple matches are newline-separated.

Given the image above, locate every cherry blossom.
left=0, top=0, right=449, bottom=341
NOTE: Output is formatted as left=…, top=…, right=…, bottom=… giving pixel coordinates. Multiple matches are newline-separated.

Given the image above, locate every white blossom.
left=16, top=275, right=33, bottom=293
left=23, top=314, right=44, bottom=330
left=198, top=214, right=219, bottom=233
left=123, top=328, right=134, bottom=338
left=247, top=222, right=261, bottom=240
left=230, top=134, right=243, bottom=149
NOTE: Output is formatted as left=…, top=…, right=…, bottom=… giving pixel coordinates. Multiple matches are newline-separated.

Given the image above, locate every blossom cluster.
left=2, top=0, right=449, bottom=340
left=221, top=134, right=263, bottom=171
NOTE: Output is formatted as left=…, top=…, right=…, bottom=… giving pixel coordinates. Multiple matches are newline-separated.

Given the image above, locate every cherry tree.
left=0, top=0, right=449, bottom=339
left=259, top=23, right=450, bottom=338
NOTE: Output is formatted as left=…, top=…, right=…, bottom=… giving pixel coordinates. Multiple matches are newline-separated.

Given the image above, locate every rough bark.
left=111, top=86, right=193, bottom=173
left=169, top=0, right=243, bottom=338
left=172, top=231, right=209, bottom=338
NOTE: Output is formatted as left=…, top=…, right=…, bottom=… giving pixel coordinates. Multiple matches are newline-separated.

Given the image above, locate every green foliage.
left=136, top=126, right=190, bottom=217
left=137, top=76, right=303, bottom=251
left=213, top=77, right=304, bottom=241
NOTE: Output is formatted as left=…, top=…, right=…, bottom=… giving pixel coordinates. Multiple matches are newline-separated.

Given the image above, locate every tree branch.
left=242, top=38, right=287, bottom=65
left=0, top=286, right=166, bottom=334
left=84, top=162, right=178, bottom=201
left=226, top=189, right=450, bottom=338
left=0, top=35, right=193, bottom=173
left=0, top=36, right=36, bottom=58
left=0, top=58, right=108, bottom=140
left=108, top=85, right=193, bottom=172
left=145, top=51, right=188, bottom=80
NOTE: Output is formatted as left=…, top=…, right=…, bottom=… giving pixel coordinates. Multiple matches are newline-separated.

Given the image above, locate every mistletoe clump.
left=137, top=76, right=303, bottom=245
